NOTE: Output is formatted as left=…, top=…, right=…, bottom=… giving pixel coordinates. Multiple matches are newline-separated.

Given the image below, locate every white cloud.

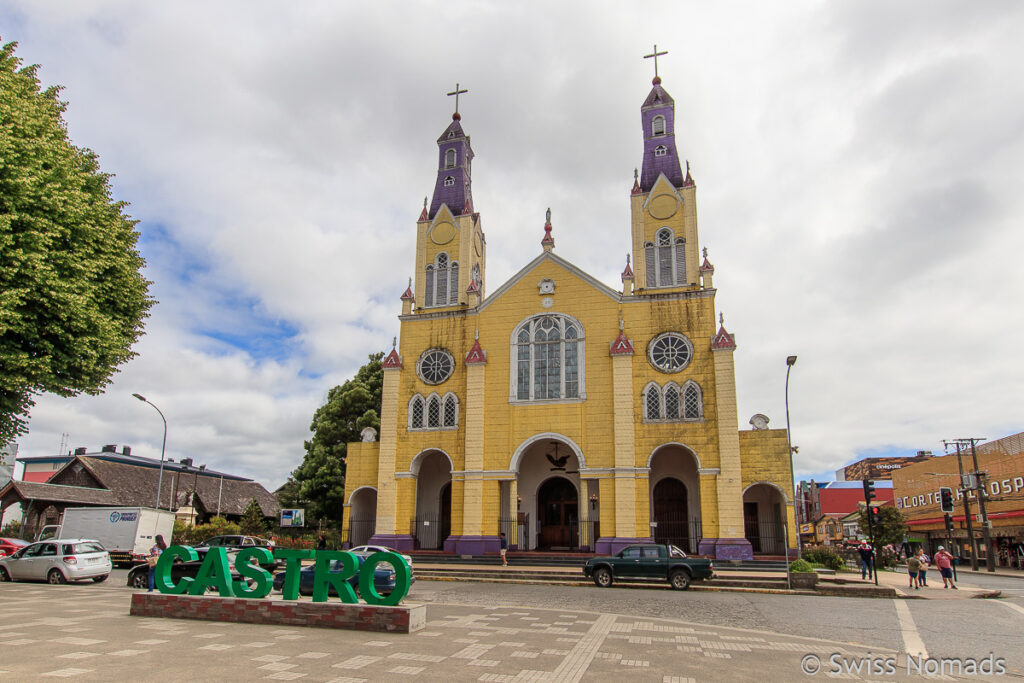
left=6, top=0, right=1023, bottom=488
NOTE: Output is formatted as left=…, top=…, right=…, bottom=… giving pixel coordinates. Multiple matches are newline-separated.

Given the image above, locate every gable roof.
left=0, top=479, right=118, bottom=506
left=477, top=251, right=621, bottom=313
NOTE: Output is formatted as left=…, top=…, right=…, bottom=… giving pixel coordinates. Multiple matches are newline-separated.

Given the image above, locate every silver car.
left=0, top=539, right=112, bottom=584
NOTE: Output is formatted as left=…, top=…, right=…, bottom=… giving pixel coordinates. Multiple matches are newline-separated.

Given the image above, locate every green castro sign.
left=154, top=546, right=412, bottom=606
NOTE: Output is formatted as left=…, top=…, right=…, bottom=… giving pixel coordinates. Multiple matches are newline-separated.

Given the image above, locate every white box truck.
left=37, top=507, right=176, bottom=566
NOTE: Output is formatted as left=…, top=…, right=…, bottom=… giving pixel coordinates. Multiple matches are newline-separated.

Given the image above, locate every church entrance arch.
left=537, top=477, right=578, bottom=550
left=648, top=444, right=702, bottom=553
left=413, top=450, right=452, bottom=550
left=348, top=487, right=377, bottom=548
left=742, top=483, right=787, bottom=556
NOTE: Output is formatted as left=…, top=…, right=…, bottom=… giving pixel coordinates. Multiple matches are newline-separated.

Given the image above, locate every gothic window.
left=645, top=385, right=662, bottom=419
left=424, top=253, right=459, bottom=308
left=449, top=262, right=459, bottom=304
left=654, top=145, right=667, bottom=157
left=409, top=396, right=424, bottom=429
left=683, top=381, right=702, bottom=419
left=645, top=229, right=686, bottom=288
left=443, top=176, right=455, bottom=187
left=664, top=384, right=680, bottom=419
left=424, top=265, right=434, bottom=306
left=426, top=395, right=441, bottom=428
left=417, top=348, right=455, bottom=385
left=443, top=394, right=458, bottom=427
left=510, top=314, right=585, bottom=402
left=445, top=148, right=456, bottom=169
left=648, top=332, right=694, bottom=373
left=652, top=115, right=666, bottom=136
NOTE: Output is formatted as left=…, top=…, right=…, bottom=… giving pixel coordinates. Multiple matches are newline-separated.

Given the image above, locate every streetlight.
left=132, top=393, right=167, bottom=510
left=784, top=355, right=798, bottom=589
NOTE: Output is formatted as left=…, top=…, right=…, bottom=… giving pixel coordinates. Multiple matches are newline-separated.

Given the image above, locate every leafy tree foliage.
left=857, top=504, right=908, bottom=547
left=0, top=41, right=153, bottom=445
left=239, top=499, right=269, bottom=535
left=291, top=353, right=383, bottom=524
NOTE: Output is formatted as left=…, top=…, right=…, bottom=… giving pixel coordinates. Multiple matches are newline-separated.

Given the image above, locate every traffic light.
left=939, top=486, right=954, bottom=513
left=868, top=504, right=883, bottom=526
left=863, top=479, right=876, bottom=502
left=944, top=513, right=955, bottom=535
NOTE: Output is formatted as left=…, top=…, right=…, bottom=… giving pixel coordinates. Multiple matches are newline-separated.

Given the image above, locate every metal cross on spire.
left=643, top=44, right=668, bottom=79
left=447, top=82, right=468, bottom=115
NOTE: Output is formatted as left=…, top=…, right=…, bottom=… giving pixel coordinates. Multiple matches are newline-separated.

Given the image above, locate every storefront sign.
left=897, top=477, right=1024, bottom=510
left=154, top=546, right=411, bottom=605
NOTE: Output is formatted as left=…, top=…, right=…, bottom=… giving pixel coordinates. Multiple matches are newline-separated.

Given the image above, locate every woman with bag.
left=147, top=534, right=167, bottom=592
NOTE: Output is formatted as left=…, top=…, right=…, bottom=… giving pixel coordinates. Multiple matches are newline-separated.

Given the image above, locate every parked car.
left=271, top=554, right=412, bottom=597
left=348, top=544, right=414, bottom=570
left=197, top=535, right=275, bottom=550
left=582, top=543, right=714, bottom=590
left=0, top=537, right=30, bottom=558
left=0, top=539, right=111, bottom=584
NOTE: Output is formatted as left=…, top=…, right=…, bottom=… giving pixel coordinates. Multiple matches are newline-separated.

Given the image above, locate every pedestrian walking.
left=906, top=552, right=921, bottom=590
left=317, top=534, right=327, bottom=551
left=934, top=546, right=957, bottom=589
left=499, top=532, right=508, bottom=567
left=916, top=548, right=930, bottom=587
left=858, top=542, right=874, bottom=580
left=147, top=534, right=167, bottom=592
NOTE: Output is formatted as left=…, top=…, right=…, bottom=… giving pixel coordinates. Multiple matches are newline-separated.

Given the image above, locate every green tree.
left=857, top=504, right=908, bottom=547
left=239, top=499, right=268, bottom=535
left=0, top=41, right=153, bottom=446
left=292, top=352, right=383, bottom=524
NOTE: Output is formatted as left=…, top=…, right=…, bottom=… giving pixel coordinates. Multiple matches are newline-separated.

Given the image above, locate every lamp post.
left=132, top=393, right=167, bottom=510
left=784, top=355, right=798, bottom=588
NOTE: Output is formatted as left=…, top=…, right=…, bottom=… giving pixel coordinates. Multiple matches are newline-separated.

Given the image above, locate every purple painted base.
left=367, top=534, right=415, bottom=552
left=595, top=537, right=652, bottom=555
left=444, top=535, right=501, bottom=555
left=698, top=538, right=754, bottom=561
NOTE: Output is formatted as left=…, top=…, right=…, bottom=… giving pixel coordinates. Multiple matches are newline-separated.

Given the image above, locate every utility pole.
left=965, top=437, right=995, bottom=573
left=945, top=440, right=979, bottom=571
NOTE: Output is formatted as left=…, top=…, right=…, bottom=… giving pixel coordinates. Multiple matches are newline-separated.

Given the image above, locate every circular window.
left=417, top=348, right=455, bottom=385
left=647, top=333, right=693, bottom=373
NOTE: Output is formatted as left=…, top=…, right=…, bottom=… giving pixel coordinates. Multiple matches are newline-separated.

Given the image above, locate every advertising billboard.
left=280, top=508, right=305, bottom=528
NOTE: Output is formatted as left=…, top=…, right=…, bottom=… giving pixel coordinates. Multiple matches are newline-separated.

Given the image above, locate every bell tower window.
left=644, top=228, right=686, bottom=288
left=443, top=176, right=455, bottom=187
left=424, top=253, right=460, bottom=308
left=652, top=115, right=665, bottom=136
left=654, top=145, right=667, bottom=157
left=445, top=148, right=456, bottom=169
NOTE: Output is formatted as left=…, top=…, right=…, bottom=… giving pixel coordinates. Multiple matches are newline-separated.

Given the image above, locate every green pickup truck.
left=583, top=543, right=714, bottom=590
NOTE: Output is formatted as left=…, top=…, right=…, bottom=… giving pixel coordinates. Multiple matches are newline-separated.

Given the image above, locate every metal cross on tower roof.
left=643, top=44, right=668, bottom=78
left=447, top=82, right=468, bottom=114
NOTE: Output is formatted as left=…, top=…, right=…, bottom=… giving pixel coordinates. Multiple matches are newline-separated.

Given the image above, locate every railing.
left=498, top=516, right=528, bottom=551
left=577, top=520, right=599, bottom=552
left=652, top=517, right=702, bottom=555
left=348, top=519, right=375, bottom=548
left=745, top=520, right=786, bottom=555
left=412, top=516, right=445, bottom=550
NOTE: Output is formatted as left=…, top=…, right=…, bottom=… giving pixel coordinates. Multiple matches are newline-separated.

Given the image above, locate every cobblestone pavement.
left=0, top=581, right=911, bottom=682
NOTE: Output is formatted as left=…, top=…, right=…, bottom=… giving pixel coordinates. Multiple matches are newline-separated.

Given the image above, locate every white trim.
left=641, top=174, right=685, bottom=212
left=742, top=480, right=790, bottom=505
left=408, top=448, right=454, bottom=476
left=698, top=468, right=720, bottom=475
left=645, top=443, right=702, bottom=470
left=509, top=432, right=587, bottom=472
left=347, top=485, right=378, bottom=505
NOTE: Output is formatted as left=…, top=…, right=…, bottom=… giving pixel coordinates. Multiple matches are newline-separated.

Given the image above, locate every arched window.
left=654, top=145, right=667, bottom=157
left=409, top=396, right=425, bottom=429
left=445, top=148, right=456, bottom=169
left=427, top=395, right=441, bottom=428
left=652, top=115, right=665, bottom=136
left=424, top=253, right=460, bottom=308
left=664, top=384, right=680, bottom=419
left=443, top=394, right=458, bottom=427
left=510, top=314, right=585, bottom=402
left=683, top=381, right=702, bottom=419
left=645, top=228, right=686, bottom=288
left=645, top=385, right=662, bottom=420
left=443, top=176, right=455, bottom=187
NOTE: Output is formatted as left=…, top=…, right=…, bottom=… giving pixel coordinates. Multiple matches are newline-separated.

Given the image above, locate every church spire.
left=639, top=47, right=684, bottom=192
left=428, top=83, right=474, bottom=220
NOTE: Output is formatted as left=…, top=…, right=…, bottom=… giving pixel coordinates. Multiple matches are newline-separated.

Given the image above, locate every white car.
left=348, top=544, right=414, bottom=570
left=0, top=538, right=112, bottom=584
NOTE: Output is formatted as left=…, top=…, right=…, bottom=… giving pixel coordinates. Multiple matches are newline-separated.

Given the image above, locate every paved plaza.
left=0, top=581, right=907, bottom=682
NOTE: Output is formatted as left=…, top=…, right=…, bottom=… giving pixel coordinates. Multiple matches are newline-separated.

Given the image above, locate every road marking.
left=892, top=599, right=928, bottom=659
left=550, top=613, right=616, bottom=682
left=994, top=601, right=1024, bottom=617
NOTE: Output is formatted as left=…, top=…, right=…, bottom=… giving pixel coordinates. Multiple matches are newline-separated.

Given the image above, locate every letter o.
left=358, top=551, right=412, bottom=606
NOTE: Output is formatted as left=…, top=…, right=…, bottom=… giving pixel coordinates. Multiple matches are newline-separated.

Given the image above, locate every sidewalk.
left=861, top=569, right=1001, bottom=600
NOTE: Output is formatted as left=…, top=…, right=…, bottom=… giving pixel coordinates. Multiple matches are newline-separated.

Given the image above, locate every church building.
left=342, top=68, right=795, bottom=560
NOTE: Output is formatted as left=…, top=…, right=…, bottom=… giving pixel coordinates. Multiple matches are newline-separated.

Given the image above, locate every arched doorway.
left=413, top=450, right=452, bottom=549
left=538, top=477, right=578, bottom=549
left=348, top=487, right=377, bottom=547
left=652, top=477, right=689, bottom=549
left=743, top=483, right=787, bottom=556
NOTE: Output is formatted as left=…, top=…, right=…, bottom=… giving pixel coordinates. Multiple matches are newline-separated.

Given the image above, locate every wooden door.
left=538, top=478, right=578, bottom=549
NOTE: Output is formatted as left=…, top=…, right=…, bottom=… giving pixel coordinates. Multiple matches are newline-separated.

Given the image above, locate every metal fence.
left=348, top=519, right=375, bottom=548
left=412, top=516, right=446, bottom=550
left=497, top=517, right=599, bottom=551
left=745, top=520, right=786, bottom=555
left=652, top=518, right=702, bottom=555
left=498, top=516, right=529, bottom=551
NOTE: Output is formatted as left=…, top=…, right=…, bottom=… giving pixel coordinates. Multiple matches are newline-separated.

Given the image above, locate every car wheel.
left=669, top=569, right=691, bottom=590
left=0, top=567, right=11, bottom=582
left=130, top=572, right=148, bottom=589
left=92, top=574, right=108, bottom=583
left=48, top=569, right=67, bottom=585
left=593, top=568, right=613, bottom=588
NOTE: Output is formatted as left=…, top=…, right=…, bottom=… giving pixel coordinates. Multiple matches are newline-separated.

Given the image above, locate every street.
left=1, top=569, right=1022, bottom=681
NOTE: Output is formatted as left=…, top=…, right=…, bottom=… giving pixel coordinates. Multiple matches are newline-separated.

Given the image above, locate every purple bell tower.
left=428, top=111, right=474, bottom=220
left=639, top=74, right=685, bottom=193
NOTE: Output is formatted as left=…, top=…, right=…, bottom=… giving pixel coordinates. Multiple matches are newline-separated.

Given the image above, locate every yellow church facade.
left=342, top=73, right=796, bottom=560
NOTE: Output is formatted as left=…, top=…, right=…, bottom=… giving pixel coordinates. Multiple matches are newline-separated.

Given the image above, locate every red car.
left=0, top=537, right=30, bottom=558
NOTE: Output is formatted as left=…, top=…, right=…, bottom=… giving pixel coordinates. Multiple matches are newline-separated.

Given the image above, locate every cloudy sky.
left=3, top=1, right=1022, bottom=491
